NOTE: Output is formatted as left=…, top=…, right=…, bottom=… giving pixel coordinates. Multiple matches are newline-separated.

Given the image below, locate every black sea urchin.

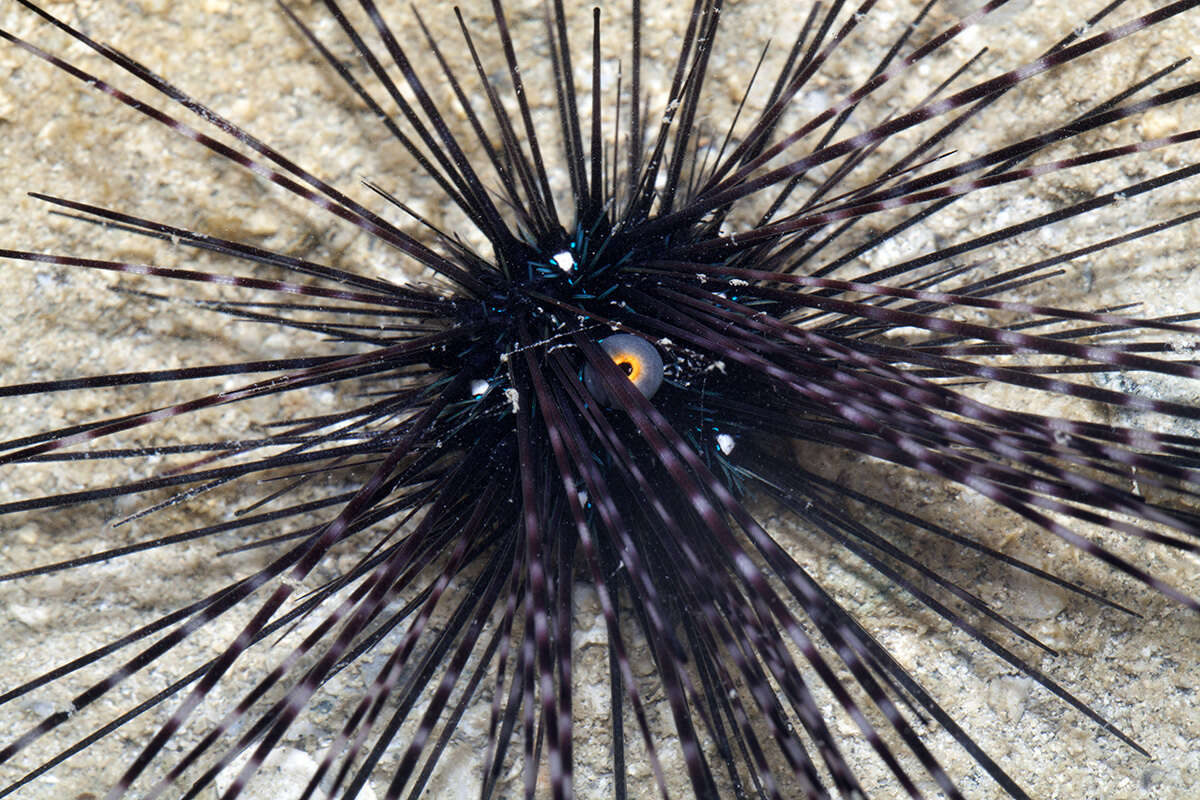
left=2, top=1, right=1199, bottom=798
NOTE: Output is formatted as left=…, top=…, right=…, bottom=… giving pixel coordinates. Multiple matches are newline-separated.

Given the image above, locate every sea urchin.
left=1, top=1, right=1199, bottom=798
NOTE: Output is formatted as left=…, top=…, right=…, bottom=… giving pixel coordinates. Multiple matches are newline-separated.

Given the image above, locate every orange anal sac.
left=613, top=354, right=642, bottom=383
left=585, top=333, right=665, bottom=405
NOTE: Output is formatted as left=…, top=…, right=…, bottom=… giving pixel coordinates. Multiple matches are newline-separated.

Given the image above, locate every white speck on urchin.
left=551, top=250, right=575, bottom=273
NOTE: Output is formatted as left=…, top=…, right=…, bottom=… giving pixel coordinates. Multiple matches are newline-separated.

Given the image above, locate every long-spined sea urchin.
left=1, top=1, right=1199, bottom=798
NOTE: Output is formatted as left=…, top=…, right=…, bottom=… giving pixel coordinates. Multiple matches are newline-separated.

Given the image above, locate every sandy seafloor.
left=0, top=0, right=1198, bottom=798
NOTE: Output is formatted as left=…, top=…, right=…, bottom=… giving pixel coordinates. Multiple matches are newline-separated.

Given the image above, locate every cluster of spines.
left=0, top=1, right=1198, bottom=799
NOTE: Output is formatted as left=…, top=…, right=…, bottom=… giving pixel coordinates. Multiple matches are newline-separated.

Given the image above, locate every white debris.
left=552, top=250, right=575, bottom=273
